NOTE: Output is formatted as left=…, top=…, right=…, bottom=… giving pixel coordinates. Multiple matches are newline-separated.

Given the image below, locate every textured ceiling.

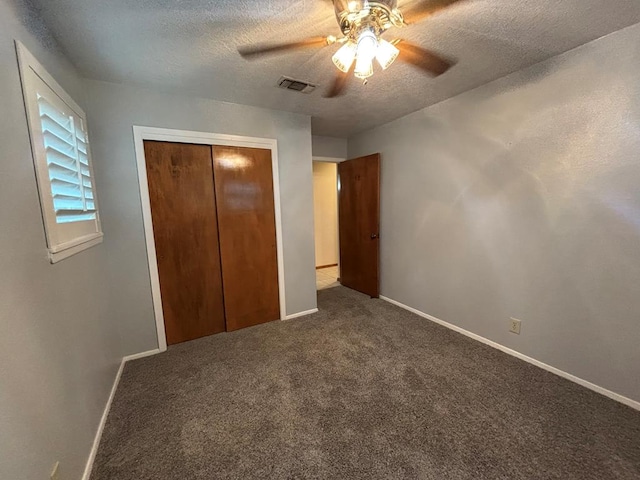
left=30, top=0, right=640, bottom=137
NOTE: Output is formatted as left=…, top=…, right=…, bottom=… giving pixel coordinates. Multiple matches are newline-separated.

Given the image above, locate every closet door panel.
left=212, top=146, right=280, bottom=331
left=144, top=141, right=226, bottom=344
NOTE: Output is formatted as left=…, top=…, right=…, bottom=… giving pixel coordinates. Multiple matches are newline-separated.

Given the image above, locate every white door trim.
left=133, top=126, right=287, bottom=352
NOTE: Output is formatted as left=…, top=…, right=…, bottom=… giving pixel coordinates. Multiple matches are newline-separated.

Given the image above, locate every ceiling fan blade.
left=395, top=41, right=453, bottom=76
left=324, top=69, right=351, bottom=98
left=401, top=0, right=466, bottom=25
left=239, top=37, right=332, bottom=59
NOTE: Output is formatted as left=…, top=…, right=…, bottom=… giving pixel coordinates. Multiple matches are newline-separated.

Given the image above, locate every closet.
left=144, top=141, right=280, bottom=345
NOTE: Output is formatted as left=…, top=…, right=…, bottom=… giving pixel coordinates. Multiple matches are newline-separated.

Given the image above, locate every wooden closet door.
left=144, top=141, right=226, bottom=345
left=212, top=146, right=280, bottom=331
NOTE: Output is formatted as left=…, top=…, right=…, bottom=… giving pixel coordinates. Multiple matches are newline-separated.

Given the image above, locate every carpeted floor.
left=91, top=286, right=640, bottom=479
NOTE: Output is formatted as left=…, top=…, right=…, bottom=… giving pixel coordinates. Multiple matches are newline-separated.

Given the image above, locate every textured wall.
left=348, top=24, right=640, bottom=402
left=0, top=1, right=122, bottom=479
left=312, top=135, right=348, bottom=159
left=84, top=80, right=317, bottom=356
left=313, top=162, right=339, bottom=267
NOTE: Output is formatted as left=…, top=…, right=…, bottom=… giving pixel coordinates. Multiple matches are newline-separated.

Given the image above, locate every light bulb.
left=376, top=39, right=399, bottom=70
left=354, top=30, right=377, bottom=79
left=354, top=56, right=373, bottom=79
left=332, top=41, right=357, bottom=73
left=356, top=30, right=378, bottom=62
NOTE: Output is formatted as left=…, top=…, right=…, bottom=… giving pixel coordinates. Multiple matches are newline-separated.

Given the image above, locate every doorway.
left=134, top=127, right=286, bottom=352
left=312, top=154, right=381, bottom=297
left=337, top=153, right=380, bottom=298
left=312, top=161, right=340, bottom=290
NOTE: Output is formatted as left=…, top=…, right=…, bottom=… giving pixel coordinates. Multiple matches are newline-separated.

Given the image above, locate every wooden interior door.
left=338, top=153, right=380, bottom=297
left=212, top=146, right=280, bottom=331
left=144, top=141, right=226, bottom=345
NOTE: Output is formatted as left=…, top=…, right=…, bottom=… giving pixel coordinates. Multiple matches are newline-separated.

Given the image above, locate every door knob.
left=370, top=233, right=379, bottom=239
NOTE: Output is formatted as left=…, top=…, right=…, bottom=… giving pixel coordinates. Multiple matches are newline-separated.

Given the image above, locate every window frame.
left=16, top=41, right=103, bottom=263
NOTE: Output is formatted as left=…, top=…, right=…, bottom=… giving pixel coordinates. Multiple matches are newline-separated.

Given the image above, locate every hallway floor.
left=316, top=265, right=340, bottom=290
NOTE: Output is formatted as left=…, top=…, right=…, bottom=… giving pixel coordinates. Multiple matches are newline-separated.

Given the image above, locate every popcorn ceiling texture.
left=28, top=0, right=640, bottom=137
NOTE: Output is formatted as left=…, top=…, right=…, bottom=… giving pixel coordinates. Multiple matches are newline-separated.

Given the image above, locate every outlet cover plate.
left=509, top=317, right=522, bottom=335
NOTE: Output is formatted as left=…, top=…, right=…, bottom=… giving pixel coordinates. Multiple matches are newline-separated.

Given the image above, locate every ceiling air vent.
left=277, top=76, right=316, bottom=94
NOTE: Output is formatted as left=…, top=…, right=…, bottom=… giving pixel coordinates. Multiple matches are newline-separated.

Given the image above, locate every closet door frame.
left=133, top=126, right=286, bottom=352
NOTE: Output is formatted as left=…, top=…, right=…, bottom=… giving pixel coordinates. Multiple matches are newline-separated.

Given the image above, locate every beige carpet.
left=91, top=286, right=640, bottom=479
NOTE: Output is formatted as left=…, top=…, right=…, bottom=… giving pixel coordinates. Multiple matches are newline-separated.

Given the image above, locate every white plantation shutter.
left=17, top=42, right=103, bottom=262
left=37, top=94, right=97, bottom=224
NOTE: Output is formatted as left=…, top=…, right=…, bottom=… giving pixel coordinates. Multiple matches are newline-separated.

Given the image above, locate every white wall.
left=84, top=79, right=317, bottom=356
left=348, top=23, right=640, bottom=403
left=0, top=1, right=122, bottom=479
left=312, top=135, right=348, bottom=159
left=313, top=162, right=339, bottom=267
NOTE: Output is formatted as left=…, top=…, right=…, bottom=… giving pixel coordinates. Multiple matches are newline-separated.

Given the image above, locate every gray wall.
left=0, top=1, right=122, bottom=479
left=348, top=24, right=640, bottom=402
left=84, top=80, right=317, bottom=356
left=312, top=135, right=348, bottom=159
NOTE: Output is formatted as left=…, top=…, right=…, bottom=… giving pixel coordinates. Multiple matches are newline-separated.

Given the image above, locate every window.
left=17, top=42, right=103, bottom=263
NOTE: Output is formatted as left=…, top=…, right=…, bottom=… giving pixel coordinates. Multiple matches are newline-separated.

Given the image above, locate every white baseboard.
left=123, top=348, right=162, bottom=362
left=81, top=348, right=162, bottom=480
left=284, top=308, right=319, bottom=320
left=380, top=295, right=640, bottom=412
left=80, top=360, right=124, bottom=480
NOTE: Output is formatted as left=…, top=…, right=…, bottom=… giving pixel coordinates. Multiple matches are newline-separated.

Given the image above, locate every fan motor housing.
left=334, top=0, right=403, bottom=38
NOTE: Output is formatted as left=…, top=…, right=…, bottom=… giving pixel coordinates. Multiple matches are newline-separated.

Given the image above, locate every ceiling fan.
left=238, top=0, right=463, bottom=97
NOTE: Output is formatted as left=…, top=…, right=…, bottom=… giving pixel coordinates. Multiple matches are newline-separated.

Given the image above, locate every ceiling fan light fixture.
left=332, top=41, right=357, bottom=73
left=375, top=39, right=399, bottom=70
left=238, top=0, right=458, bottom=97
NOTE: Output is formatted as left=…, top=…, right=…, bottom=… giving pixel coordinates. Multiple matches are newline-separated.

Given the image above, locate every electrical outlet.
left=509, top=317, right=522, bottom=335
left=50, top=461, right=60, bottom=480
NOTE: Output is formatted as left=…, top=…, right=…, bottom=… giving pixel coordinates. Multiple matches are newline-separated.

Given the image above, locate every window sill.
left=49, top=233, right=104, bottom=264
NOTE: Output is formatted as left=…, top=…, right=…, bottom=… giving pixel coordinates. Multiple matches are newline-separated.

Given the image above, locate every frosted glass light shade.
left=332, top=42, right=357, bottom=73
left=376, top=39, right=399, bottom=70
